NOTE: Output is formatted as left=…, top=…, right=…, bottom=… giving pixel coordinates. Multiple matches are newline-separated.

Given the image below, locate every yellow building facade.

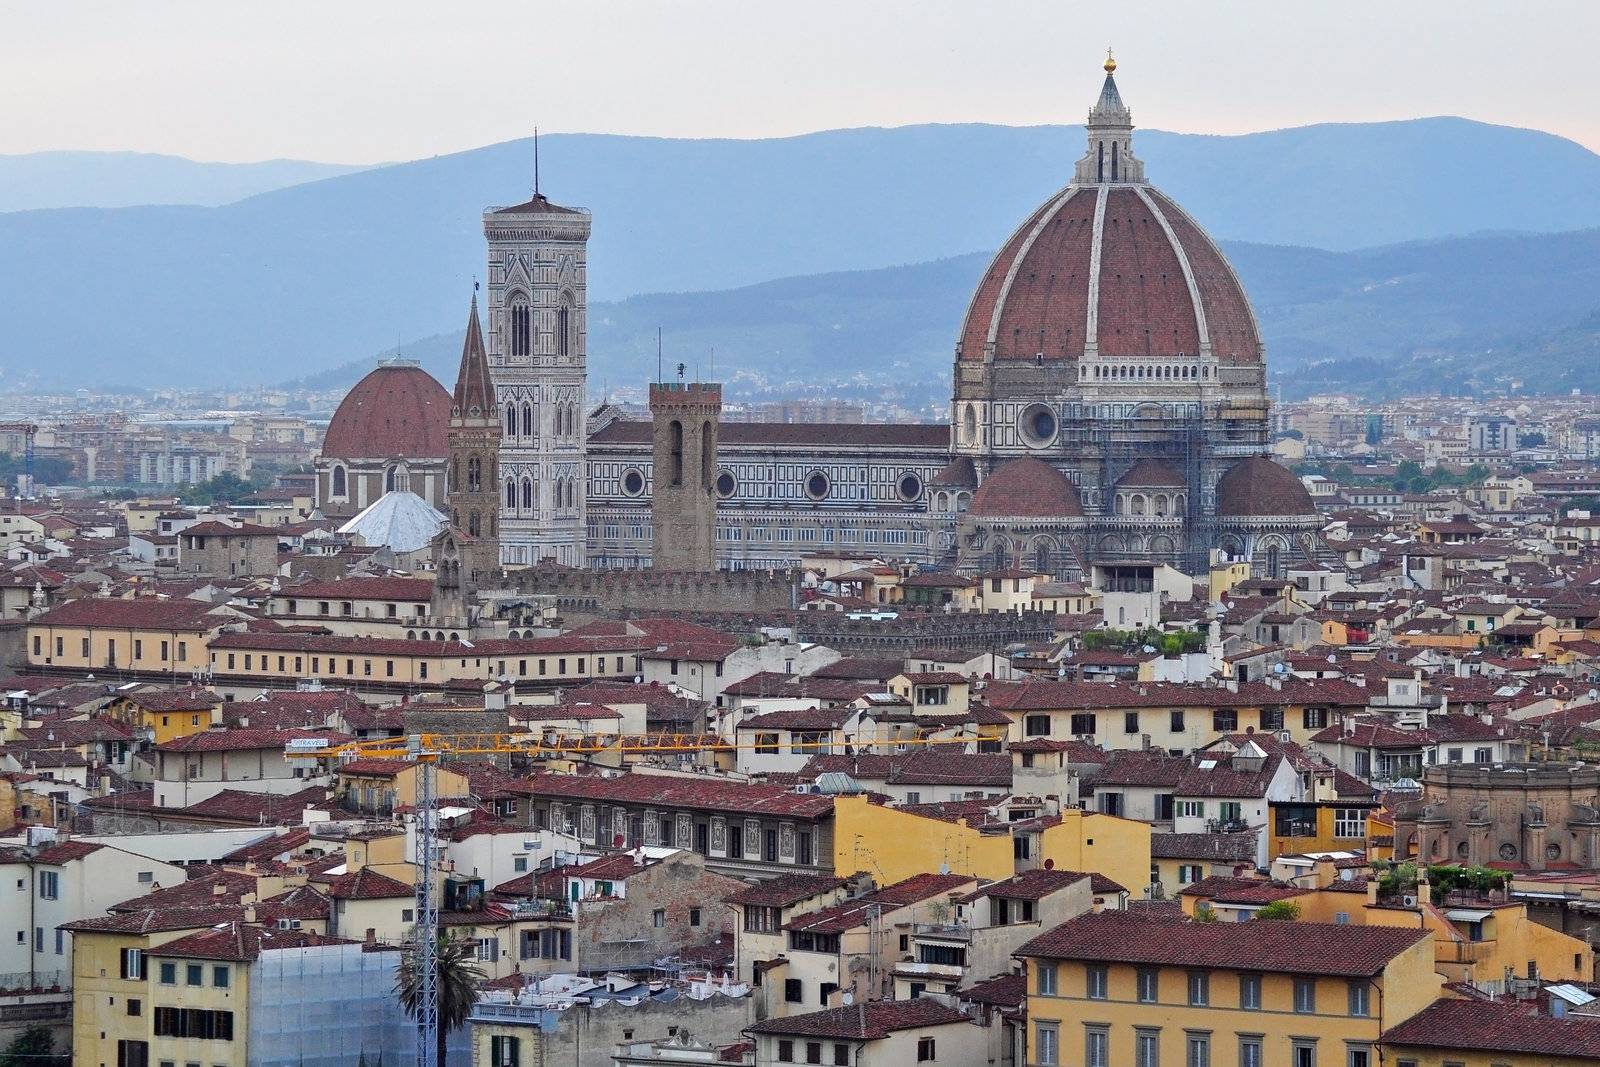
left=1019, top=912, right=1440, bottom=1067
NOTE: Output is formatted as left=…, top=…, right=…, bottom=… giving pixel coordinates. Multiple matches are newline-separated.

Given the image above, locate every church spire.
left=453, top=290, right=495, bottom=417
left=1074, top=53, right=1144, bottom=184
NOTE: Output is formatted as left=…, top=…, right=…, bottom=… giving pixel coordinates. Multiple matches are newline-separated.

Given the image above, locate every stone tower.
left=648, top=381, right=722, bottom=571
left=445, top=293, right=502, bottom=585
left=482, top=181, right=592, bottom=568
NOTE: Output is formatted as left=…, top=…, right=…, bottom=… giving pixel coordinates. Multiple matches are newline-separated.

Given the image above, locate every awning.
left=1445, top=908, right=1493, bottom=922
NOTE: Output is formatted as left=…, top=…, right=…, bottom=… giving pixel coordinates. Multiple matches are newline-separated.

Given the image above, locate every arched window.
left=557, top=297, right=573, bottom=358
left=506, top=480, right=517, bottom=509
left=991, top=540, right=1009, bottom=571
left=522, top=478, right=534, bottom=510
left=1131, top=494, right=1146, bottom=516
left=467, top=455, right=481, bottom=491
left=963, top=405, right=977, bottom=444
left=1265, top=543, right=1282, bottom=579
left=505, top=406, right=517, bottom=437
left=1111, top=140, right=1119, bottom=181
left=668, top=420, right=684, bottom=486
left=1154, top=494, right=1168, bottom=516
left=522, top=401, right=533, bottom=438
left=510, top=296, right=530, bottom=357
left=384, top=465, right=397, bottom=492
left=1096, top=140, right=1105, bottom=182
left=1034, top=541, right=1052, bottom=575
left=331, top=464, right=347, bottom=497
left=468, top=510, right=481, bottom=537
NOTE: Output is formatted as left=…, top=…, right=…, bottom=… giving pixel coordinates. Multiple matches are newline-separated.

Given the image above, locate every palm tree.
left=396, top=932, right=487, bottom=1067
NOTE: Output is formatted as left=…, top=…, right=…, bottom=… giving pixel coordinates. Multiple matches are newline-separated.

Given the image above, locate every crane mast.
left=410, top=741, right=439, bottom=1067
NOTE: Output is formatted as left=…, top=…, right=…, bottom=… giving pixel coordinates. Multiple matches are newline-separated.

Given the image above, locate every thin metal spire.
left=533, top=127, right=540, bottom=197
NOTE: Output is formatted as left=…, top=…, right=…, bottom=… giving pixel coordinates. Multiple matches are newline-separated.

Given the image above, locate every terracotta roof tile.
left=1018, top=911, right=1428, bottom=977
left=745, top=998, right=972, bottom=1039
left=1381, top=997, right=1600, bottom=1058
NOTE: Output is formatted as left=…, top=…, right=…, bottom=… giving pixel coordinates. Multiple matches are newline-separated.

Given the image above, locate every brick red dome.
left=958, top=184, right=1261, bottom=366
left=1215, top=456, right=1316, bottom=517
left=970, top=457, right=1083, bottom=519
left=321, top=363, right=451, bottom=461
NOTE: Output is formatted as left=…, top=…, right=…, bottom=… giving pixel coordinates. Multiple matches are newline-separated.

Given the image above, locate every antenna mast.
left=533, top=126, right=540, bottom=197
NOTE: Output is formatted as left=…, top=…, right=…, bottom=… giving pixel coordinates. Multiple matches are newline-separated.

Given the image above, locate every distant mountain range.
left=0, top=151, right=368, bottom=211
left=3, top=118, right=1600, bottom=390
left=297, top=226, right=1600, bottom=406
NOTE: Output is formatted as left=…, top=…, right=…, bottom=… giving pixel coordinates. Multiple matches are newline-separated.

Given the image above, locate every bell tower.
left=445, top=293, right=501, bottom=584
left=482, top=158, right=592, bottom=568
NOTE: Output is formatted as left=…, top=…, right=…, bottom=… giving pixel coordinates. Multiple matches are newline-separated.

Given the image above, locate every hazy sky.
left=7, top=0, right=1600, bottom=163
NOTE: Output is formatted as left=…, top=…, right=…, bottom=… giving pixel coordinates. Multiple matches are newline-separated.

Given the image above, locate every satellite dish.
left=841, top=992, right=854, bottom=1006
left=938, top=863, right=950, bottom=875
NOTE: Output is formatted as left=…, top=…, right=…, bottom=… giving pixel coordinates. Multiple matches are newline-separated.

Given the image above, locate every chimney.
left=243, top=904, right=256, bottom=924
left=1365, top=878, right=1379, bottom=906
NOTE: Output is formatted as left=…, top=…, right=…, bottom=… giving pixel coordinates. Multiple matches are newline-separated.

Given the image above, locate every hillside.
left=0, top=151, right=368, bottom=211
left=300, top=227, right=1600, bottom=406
left=3, top=118, right=1600, bottom=389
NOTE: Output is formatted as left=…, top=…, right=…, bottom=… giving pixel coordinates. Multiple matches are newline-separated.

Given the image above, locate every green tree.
left=0, top=452, right=73, bottom=486
left=178, top=472, right=258, bottom=505
left=0, top=1027, right=65, bottom=1067
left=396, top=932, right=487, bottom=1067
left=1254, top=900, right=1302, bottom=921
left=1193, top=905, right=1218, bottom=923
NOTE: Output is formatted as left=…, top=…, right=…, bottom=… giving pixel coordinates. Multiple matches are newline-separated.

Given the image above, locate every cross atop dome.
left=1074, top=54, right=1145, bottom=184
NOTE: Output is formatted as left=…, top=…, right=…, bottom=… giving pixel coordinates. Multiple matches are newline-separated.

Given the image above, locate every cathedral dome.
left=1215, top=456, right=1316, bottom=517
left=956, top=65, right=1261, bottom=368
left=1115, top=458, right=1186, bottom=488
left=970, top=457, right=1083, bottom=519
left=322, top=362, right=451, bottom=461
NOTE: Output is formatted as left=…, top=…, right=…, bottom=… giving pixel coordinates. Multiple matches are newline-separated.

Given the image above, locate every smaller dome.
left=971, top=457, right=1084, bottom=519
left=1116, top=459, right=1186, bottom=489
left=1216, top=456, right=1316, bottom=517
left=930, top=456, right=978, bottom=488
left=322, top=363, right=451, bottom=461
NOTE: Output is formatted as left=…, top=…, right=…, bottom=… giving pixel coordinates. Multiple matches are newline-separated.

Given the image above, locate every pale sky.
left=6, top=0, right=1599, bottom=163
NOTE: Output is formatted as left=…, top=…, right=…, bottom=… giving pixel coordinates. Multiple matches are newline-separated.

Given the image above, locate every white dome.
left=337, top=490, right=447, bottom=553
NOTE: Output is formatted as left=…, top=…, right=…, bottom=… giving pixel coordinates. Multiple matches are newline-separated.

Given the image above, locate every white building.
left=0, top=835, right=184, bottom=989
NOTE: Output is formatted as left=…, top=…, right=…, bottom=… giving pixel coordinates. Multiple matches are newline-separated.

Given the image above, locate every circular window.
left=716, top=470, right=737, bottom=498
left=1498, top=842, right=1519, bottom=861
left=1546, top=842, right=1562, bottom=861
left=897, top=473, right=922, bottom=502
left=622, top=469, right=645, bottom=496
left=805, top=471, right=831, bottom=500
left=1456, top=841, right=1470, bottom=859
left=1019, top=403, right=1057, bottom=447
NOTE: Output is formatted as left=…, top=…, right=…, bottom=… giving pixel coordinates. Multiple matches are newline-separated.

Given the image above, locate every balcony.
left=509, top=899, right=572, bottom=920
left=895, top=960, right=965, bottom=981
left=911, top=923, right=971, bottom=941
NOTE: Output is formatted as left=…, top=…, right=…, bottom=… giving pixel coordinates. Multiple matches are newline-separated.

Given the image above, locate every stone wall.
left=571, top=853, right=746, bottom=972
left=501, top=566, right=798, bottom=616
